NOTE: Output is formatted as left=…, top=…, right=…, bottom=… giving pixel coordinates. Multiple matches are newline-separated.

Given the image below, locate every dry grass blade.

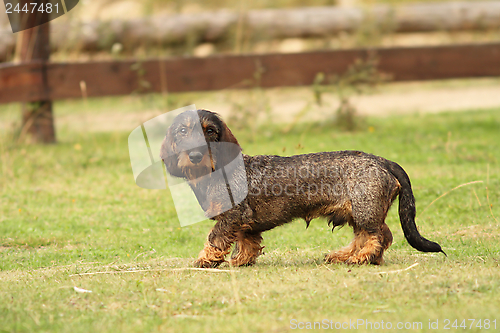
left=69, top=267, right=236, bottom=277
left=419, top=180, right=484, bottom=217
left=486, top=190, right=498, bottom=224
left=371, top=262, right=419, bottom=275
left=472, top=188, right=482, bottom=207
left=485, top=164, right=499, bottom=224
left=73, top=286, right=92, bottom=293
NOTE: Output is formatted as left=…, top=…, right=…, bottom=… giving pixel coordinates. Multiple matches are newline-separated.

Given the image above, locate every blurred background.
left=1, top=0, right=500, bottom=139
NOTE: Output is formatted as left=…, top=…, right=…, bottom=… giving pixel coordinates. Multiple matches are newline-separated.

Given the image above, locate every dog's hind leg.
left=345, top=203, right=392, bottom=265
left=230, top=231, right=264, bottom=267
left=325, top=227, right=386, bottom=265
left=324, top=202, right=358, bottom=264
left=374, top=222, right=393, bottom=264
left=344, top=230, right=384, bottom=265
left=326, top=196, right=393, bottom=265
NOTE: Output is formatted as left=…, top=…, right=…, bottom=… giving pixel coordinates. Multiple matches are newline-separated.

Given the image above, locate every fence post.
left=19, top=2, right=55, bottom=143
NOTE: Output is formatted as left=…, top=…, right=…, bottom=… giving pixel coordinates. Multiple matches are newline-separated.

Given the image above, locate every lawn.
left=0, top=100, right=499, bottom=332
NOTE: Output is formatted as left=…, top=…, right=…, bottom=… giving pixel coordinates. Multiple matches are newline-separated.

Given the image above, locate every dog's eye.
left=179, top=128, right=188, bottom=135
left=206, top=127, right=216, bottom=136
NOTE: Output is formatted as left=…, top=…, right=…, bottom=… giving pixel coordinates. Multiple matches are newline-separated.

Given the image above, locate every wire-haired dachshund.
left=160, top=109, right=444, bottom=268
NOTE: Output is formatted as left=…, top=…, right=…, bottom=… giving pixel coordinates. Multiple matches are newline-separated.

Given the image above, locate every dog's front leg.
left=194, top=220, right=236, bottom=268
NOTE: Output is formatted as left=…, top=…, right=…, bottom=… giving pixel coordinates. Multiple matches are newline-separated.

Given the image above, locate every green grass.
left=0, top=103, right=499, bottom=332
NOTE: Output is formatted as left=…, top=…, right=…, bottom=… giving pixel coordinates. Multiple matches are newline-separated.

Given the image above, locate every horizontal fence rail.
left=1, top=43, right=500, bottom=104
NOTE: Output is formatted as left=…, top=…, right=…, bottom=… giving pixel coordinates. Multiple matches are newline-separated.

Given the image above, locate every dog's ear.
left=219, top=121, right=241, bottom=147
left=160, top=131, right=184, bottom=178
left=214, top=120, right=242, bottom=170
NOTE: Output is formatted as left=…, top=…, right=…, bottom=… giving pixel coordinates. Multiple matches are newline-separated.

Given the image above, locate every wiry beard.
left=177, top=151, right=215, bottom=184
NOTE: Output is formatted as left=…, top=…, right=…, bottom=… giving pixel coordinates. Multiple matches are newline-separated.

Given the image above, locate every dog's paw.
left=324, top=252, right=348, bottom=264
left=344, top=255, right=378, bottom=265
left=193, top=258, right=223, bottom=269
left=229, top=258, right=256, bottom=267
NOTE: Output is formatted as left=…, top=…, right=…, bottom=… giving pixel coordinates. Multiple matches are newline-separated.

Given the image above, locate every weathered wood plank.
left=1, top=43, right=500, bottom=104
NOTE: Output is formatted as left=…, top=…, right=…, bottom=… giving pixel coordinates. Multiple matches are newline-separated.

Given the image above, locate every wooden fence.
left=2, top=43, right=500, bottom=104
left=2, top=34, right=500, bottom=142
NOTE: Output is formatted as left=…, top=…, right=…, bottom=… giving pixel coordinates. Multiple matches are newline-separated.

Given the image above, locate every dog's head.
left=160, top=109, right=241, bottom=181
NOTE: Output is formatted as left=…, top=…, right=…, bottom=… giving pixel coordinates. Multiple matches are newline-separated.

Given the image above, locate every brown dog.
left=160, top=109, right=444, bottom=267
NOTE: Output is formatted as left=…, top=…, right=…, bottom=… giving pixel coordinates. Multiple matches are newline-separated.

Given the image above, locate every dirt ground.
left=251, top=79, right=500, bottom=121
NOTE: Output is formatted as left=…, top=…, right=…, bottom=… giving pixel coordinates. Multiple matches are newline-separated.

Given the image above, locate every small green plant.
left=313, top=53, right=390, bottom=131
left=130, top=61, right=152, bottom=95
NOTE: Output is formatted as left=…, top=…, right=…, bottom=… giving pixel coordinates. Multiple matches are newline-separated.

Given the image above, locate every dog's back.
left=242, top=151, right=399, bottom=231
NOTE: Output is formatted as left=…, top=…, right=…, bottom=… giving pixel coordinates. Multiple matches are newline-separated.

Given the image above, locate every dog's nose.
left=188, top=151, right=204, bottom=164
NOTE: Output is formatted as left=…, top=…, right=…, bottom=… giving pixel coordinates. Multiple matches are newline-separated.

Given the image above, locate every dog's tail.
left=386, top=161, right=446, bottom=256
